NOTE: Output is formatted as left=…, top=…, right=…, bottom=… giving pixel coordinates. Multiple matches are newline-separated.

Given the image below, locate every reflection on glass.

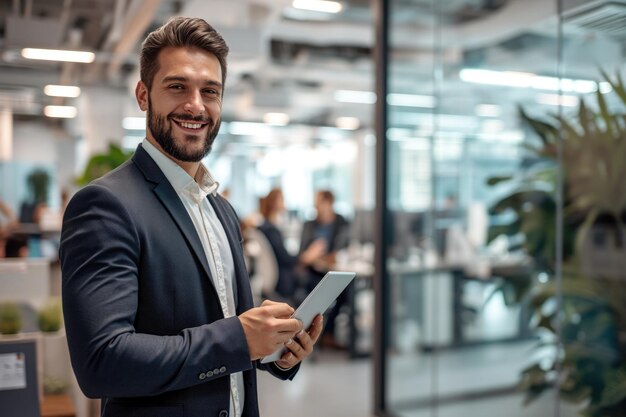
left=553, top=3, right=626, bottom=416
left=381, top=1, right=620, bottom=417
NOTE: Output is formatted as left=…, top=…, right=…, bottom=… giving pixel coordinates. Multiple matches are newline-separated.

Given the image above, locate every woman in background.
left=258, top=189, right=324, bottom=301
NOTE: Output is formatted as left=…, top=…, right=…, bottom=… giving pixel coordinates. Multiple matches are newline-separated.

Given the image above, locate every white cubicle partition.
left=0, top=259, right=51, bottom=308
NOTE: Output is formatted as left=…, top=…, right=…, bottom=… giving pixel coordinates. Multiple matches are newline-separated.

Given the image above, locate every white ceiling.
left=0, top=0, right=624, bottom=134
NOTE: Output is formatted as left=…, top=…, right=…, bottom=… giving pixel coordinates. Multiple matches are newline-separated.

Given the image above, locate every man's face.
left=315, top=193, right=330, bottom=215
left=136, top=46, right=223, bottom=162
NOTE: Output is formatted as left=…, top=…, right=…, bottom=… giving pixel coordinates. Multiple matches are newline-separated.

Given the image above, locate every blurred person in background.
left=0, top=199, right=19, bottom=258
left=0, top=199, right=18, bottom=234
left=4, top=235, right=29, bottom=258
left=258, top=188, right=325, bottom=302
left=298, top=190, right=350, bottom=348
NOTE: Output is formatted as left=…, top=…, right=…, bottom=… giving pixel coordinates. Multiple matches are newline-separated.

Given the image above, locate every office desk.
left=388, top=265, right=532, bottom=350
left=41, top=394, right=75, bottom=417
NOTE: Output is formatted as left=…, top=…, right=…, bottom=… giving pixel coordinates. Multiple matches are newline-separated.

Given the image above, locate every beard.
left=147, top=97, right=221, bottom=163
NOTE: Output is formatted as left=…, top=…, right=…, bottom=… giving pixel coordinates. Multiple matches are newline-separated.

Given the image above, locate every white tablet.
left=260, top=270, right=356, bottom=364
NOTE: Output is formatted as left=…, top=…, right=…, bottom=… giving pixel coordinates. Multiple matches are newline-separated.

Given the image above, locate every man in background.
left=299, top=190, right=350, bottom=348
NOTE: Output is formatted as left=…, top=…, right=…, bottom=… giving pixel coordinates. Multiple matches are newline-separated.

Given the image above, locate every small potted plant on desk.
left=0, top=302, right=23, bottom=336
left=39, top=298, right=71, bottom=395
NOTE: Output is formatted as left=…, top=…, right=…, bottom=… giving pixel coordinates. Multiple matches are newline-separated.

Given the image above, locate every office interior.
left=0, top=0, right=624, bottom=416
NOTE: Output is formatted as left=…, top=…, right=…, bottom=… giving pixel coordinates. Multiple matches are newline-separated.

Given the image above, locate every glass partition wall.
left=374, top=0, right=625, bottom=416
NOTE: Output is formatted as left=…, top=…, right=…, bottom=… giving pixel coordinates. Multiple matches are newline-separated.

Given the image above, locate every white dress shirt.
left=142, top=139, right=244, bottom=417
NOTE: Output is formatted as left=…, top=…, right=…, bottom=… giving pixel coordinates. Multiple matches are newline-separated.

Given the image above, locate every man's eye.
left=169, top=84, right=184, bottom=90
left=203, top=89, right=218, bottom=95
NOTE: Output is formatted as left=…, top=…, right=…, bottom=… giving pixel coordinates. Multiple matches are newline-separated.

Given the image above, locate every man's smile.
left=171, top=118, right=210, bottom=133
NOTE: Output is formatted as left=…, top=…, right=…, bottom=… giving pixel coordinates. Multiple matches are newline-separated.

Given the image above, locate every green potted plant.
left=0, top=302, right=23, bottom=335
left=38, top=298, right=63, bottom=333
left=487, top=71, right=626, bottom=416
left=76, top=142, right=133, bottom=186
left=38, top=298, right=71, bottom=395
left=27, top=169, right=51, bottom=205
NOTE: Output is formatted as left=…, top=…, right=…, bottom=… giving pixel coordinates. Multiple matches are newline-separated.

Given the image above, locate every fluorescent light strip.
left=292, top=0, right=343, bottom=13
left=475, top=104, right=502, bottom=118
left=536, top=94, right=579, bottom=107
left=460, top=69, right=606, bottom=94
left=44, top=85, right=81, bottom=98
left=334, top=90, right=435, bottom=109
left=44, top=105, right=77, bottom=118
left=336, top=117, right=360, bottom=130
left=334, top=90, right=376, bottom=104
left=263, top=112, right=290, bottom=126
left=460, top=69, right=534, bottom=87
left=22, top=48, right=95, bottom=63
left=229, top=122, right=271, bottom=136
left=387, top=93, right=435, bottom=108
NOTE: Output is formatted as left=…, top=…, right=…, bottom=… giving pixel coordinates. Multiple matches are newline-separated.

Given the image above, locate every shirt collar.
left=142, top=138, right=219, bottom=200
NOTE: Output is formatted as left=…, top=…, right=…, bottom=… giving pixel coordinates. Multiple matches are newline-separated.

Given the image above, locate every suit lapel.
left=132, top=146, right=215, bottom=293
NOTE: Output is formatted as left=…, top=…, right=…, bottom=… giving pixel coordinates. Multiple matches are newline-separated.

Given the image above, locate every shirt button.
left=218, top=410, right=228, bottom=417
left=198, top=372, right=206, bottom=380
left=219, top=366, right=226, bottom=373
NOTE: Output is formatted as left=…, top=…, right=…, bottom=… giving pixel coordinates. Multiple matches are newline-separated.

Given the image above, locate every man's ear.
left=135, top=81, right=148, bottom=111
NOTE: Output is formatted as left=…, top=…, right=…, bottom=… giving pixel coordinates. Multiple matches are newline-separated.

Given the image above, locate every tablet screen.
left=260, top=271, right=356, bottom=364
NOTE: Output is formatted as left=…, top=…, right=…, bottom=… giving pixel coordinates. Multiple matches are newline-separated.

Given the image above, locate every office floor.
left=258, top=350, right=372, bottom=417
left=257, top=344, right=581, bottom=417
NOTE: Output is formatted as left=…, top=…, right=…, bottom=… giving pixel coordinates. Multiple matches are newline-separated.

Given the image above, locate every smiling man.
left=60, top=17, right=322, bottom=417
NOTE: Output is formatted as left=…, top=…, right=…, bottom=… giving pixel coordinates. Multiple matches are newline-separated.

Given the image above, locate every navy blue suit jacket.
left=60, top=144, right=298, bottom=417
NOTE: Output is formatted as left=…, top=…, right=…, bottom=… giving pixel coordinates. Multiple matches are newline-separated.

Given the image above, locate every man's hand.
left=299, top=239, right=327, bottom=266
left=239, top=300, right=304, bottom=360
left=275, top=314, right=324, bottom=369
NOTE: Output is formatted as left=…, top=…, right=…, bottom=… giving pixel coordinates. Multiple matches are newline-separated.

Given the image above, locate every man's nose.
left=183, top=90, right=204, bottom=115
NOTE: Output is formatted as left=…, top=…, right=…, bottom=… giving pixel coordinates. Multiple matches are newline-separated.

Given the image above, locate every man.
left=298, top=190, right=350, bottom=348
left=60, top=17, right=322, bottom=417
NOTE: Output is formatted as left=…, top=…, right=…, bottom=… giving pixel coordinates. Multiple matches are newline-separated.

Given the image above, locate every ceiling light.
left=44, top=105, right=77, bottom=118
left=122, top=117, right=146, bottom=130
left=21, top=48, right=95, bottom=63
left=292, top=0, right=343, bottom=13
left=460, top=68, right=605, bottom=94
left=263, top=112, right=290, bottom=126
left=334, top=90, right=376, bottom=104
left=336, top=117, right=360, bottom=130
left=475, top=104, right=502, bottom=118
left=481, top=120, right=504, bottom=133
left=387, top=94, right=435, bottom=108
left=599, top=82, right=613, bottom=94
left=229, top=122, right=270, bottom=136
left=44, top=85, right=81, bottom=98
left=536, top=94, right=579, bottom=107
left=460, top=69, right=535, bottom=87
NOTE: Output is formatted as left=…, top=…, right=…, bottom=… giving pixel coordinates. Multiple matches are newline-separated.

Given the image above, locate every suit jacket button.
left=198, top=372, right=206, bottom=380
left=207, top=371, right=214, bottom=377
left=219, top=366, right=226, bottom=373
left=213, top=368, right=220, bottom=375
left=219, top=410, right=228, bottom=417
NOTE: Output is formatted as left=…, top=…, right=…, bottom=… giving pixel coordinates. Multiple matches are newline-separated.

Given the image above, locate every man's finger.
left=308, top=314, right=324, bottom=343
left=262, top=303, right=295, bottom=318
left=274, top=317, right=303, bottom=334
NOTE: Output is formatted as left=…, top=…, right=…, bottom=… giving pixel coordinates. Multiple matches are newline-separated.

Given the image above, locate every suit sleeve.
left=60, top=184, right=253, bottom=398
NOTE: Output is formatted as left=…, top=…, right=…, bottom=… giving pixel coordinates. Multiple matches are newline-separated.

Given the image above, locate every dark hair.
left=259, top=188, right=283, bottom=220
left=140, top=17, right=229, bottom=91
left=316, top=190, right=335, bottom=204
